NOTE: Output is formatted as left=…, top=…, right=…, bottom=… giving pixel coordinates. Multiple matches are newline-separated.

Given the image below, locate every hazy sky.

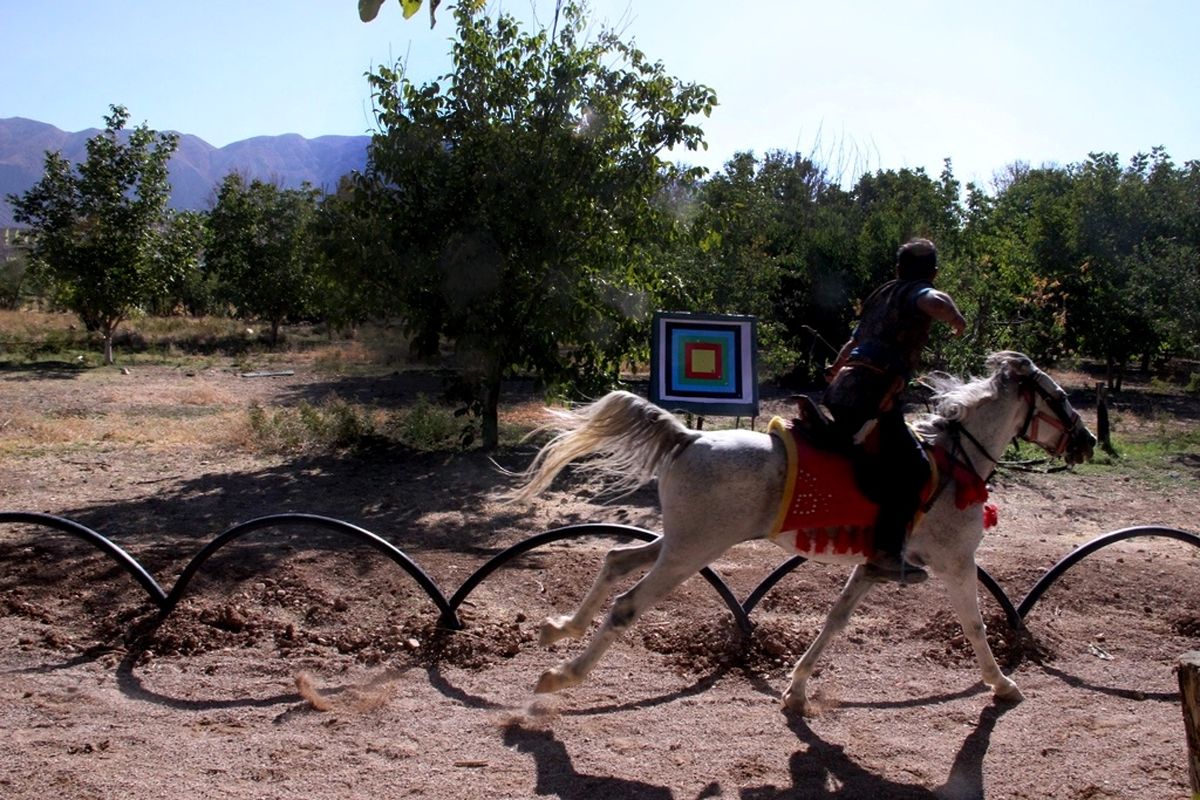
left=3, top=0, right=1196, bottom=188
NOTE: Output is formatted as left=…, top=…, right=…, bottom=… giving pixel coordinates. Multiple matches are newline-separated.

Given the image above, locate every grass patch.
left=1075, top=424, right=1200, bottom=489
left=244, top=394, right=470, bottom=454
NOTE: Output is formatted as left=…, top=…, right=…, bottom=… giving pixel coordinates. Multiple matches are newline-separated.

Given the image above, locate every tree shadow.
left=740, top=703, right=1010, bottom=799
left=0, top=361, right=87, bottom=379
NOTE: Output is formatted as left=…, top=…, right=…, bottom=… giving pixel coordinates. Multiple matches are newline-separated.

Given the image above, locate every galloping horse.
left=507, top=352, right=1096, bottom=713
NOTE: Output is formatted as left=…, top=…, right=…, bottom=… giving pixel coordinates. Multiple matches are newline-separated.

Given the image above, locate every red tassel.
left=983, top=503, right=999, bottom=529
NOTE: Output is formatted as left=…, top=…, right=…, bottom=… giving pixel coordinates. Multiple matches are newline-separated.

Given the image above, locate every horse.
left=505, top=351, right=1096, bottom=714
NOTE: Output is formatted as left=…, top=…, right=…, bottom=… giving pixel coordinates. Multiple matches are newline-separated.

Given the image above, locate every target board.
left=649, top=311, right=759, bottom=417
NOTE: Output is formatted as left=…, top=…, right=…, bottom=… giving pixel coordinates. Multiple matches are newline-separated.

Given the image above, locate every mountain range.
left=0, top=117, right=371, bottom=228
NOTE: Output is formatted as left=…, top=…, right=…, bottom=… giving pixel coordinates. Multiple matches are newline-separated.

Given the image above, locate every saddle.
left=768, top=412, right=997, bottom=561
left=767, top=416, right=889, bottom=561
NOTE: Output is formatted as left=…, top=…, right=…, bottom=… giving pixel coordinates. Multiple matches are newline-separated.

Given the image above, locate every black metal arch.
left=162, top=513, right=457, bottom=627
left=447, top=523, right=754, bottom=636
left=2, top=510, right=1197, bottom=644
left=1017, top=525, right=1200, bottom=619
left=0, top=511, right=167, bottom=606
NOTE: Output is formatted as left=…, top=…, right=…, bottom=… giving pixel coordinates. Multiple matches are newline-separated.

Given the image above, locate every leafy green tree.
left=362, top=2, right=714, bottom=448
left=147, top=210, right=208, bottom=316
left=206, top=174, right=323, bottom=345
left=311, top=176, right=394, bottom=336
left=958, top=164, right=1078, bottom=365
left=7, top=105, right=182, bottom=364
left=0, top=229, right=30, bottom=310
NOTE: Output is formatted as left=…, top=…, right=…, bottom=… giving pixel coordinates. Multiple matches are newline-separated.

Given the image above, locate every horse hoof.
left=535, top=667, right=574, bottom=693
left=782, top=688, right=808, bottom=716
left=538, top=617, right=573, bottom=646
left=994, top=680, right=1025, bottom=704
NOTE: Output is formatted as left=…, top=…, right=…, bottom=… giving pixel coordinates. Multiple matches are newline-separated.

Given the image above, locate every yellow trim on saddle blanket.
left=766, top=416, right=939, bottom=550
left=768, top=416, right=800, bottom=538
left=768, top=417, right=796, bottom=542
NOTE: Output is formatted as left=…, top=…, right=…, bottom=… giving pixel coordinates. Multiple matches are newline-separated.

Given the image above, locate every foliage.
left=245, top=392, right=465, bottom=453
left=361, top=2, right=715, bottom=448
left=6, top=105, right=187, bottom=364
left=206, top=174, right=324, bottom=345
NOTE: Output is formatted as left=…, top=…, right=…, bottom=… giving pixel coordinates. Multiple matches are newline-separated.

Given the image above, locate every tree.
left=358, top=0, right=480, bottom=26
left=362, top=3, right=715, bottom=448
left=206, top=174, right=324, bottom=345
left=7, top=105, right=182, bottom=364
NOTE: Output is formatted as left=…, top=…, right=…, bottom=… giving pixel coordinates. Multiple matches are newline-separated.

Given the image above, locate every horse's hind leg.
left=540, top=539, right=662, bottom=646
left=783, top=566, right=875, bottom=715
left=535, top=539, right=722, bottom=694
left=940, top=563, right=1024, bottom=702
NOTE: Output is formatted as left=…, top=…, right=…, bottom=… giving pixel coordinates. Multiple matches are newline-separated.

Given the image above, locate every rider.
left=822, top=238, right=967, bottom=583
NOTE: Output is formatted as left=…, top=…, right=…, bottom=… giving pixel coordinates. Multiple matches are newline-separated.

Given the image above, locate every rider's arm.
left=916, top=289, right=967, bottom=335
left=825, top=335, right=857, bottom=382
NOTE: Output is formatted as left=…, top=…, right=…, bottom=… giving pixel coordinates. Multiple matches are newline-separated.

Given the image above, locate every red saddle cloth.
left=767, top=417, right=997, bottom=560
left=767, top=417, right=881, bottom=560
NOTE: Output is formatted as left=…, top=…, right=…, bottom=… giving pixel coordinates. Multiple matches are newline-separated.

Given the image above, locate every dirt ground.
left=1, top=359, right=1198, bottom=799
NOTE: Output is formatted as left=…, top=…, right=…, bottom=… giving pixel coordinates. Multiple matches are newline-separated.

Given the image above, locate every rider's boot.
left=862, top=549, right=928, bottom=584
left=862, top=491, right=927, bottom=584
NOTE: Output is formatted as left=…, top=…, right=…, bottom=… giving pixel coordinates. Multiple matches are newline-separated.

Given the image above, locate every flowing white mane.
left=912, top=351, right=1030, bottom=438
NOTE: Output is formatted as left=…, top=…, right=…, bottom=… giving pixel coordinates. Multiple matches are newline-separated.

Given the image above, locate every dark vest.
left=848, top=279, right=934, bottom=377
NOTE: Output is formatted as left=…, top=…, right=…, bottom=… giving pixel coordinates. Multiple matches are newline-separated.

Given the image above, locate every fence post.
left=1180, top=651, right=1200, bottom=799
left=1096, top=382, right=1116, bottom=455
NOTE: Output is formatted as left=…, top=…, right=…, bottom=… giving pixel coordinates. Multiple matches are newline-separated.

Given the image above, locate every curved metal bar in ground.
left=739, top=554, right=1022, bottom=632
left=1017, top=525, right=1200, bottom=619
left=975, top=566, right=1023, bottom=631
left=740, top=555, right=807, bottom=616
left=0, top=511, right=167, bottom=607
left=162, top=513, right=457, bottom=627
left=446, top=523, right=755, bottom=636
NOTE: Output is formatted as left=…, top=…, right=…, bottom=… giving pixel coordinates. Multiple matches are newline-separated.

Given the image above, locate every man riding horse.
left=820, top=237, right=967, bottom=584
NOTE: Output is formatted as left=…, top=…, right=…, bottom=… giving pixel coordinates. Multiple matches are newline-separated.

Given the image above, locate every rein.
left=921, top=369, right=1078, bottom=512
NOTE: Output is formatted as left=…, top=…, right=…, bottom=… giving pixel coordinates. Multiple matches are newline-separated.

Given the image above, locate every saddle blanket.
left=766, top=416, right=996, bottom=561
left=767, top=416, right=883, bottom=562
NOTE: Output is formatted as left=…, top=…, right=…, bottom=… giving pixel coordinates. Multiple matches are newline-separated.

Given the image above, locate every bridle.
left=1016, top=370, right=1085, bottom=459
left=940, top=369, right=1087, bottom=484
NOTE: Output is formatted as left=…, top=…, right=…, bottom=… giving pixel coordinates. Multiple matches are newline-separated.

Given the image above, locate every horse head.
left=989, top=352, right=1097, bottom=465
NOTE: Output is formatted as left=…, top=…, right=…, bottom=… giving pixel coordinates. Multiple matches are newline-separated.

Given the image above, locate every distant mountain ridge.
left=0, top=117, right=371, bottom=227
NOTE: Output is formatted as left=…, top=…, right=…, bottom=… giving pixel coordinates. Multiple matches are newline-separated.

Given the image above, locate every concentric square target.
left=650, top=312, right=758, bottom=416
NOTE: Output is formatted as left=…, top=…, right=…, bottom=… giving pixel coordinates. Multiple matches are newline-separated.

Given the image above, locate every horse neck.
left=932, top=386, right=1023, bottom=469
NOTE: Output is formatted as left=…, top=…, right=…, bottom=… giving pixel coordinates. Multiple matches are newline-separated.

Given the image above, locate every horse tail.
left=504, top=391, right=701, bottom=504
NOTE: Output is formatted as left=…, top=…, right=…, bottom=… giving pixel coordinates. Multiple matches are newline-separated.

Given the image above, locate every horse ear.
left=986, top=351, right=1032, bottom=380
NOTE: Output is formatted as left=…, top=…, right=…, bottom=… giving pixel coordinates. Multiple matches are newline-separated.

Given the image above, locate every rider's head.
left=896, top=238, right=938, bottom=282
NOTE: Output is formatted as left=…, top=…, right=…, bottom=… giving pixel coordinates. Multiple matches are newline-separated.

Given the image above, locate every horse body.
left=511, top=352, right=1095, bottom=713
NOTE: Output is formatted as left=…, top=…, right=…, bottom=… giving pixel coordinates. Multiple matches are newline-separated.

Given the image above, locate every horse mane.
left=913, top=351, right=1031, bottom=438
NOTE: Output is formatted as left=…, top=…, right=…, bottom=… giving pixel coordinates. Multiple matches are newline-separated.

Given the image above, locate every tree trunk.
left=481, top=374, right=501, bottom=451
left=1179, top=652, right=1200, bottom=798
left=101, top=320, right=117, bottom=365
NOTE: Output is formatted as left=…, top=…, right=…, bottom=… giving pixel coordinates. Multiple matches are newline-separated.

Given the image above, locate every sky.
left=3, top=0, right=1197, bottom=189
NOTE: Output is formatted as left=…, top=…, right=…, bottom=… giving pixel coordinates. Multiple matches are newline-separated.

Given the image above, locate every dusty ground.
left=0, top=359, right=1198, bottom=799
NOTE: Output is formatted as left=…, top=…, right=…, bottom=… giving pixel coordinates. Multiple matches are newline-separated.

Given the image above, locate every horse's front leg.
left=540, top=539, right=662, bottom=646
left=939, top=563, right=1024, bottom=703
left=784, top=566, right=875, bottom=715
left=536, top=553, right=699, bottom=693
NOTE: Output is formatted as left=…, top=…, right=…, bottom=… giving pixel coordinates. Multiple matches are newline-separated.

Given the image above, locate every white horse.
left=507, top=351, right=1096, bottom=714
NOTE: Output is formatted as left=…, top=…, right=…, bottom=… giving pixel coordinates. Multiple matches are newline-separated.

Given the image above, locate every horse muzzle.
left=1065, top=427, right=1097, bottom=465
